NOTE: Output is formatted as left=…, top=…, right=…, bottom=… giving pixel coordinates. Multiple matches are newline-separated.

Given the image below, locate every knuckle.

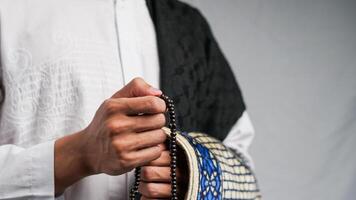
left=151, top=97, right=165, bottom=112
left=131, top=77, right=144, bottom=87
left=103, top=98, right=112, bottom=106
left=118, top=152, right=134, bottom=166
left=157, top=98, right=166, bottom=112
left=120, top=153, right=131, bottom=162
left=112, top=139, right=126, bottom=153
left=146, top=184, right=159, bottom=197
left=106, top=119, right=129, bottom=133
left=145, top=97, right=164, bottom=113
left=145, top=97, right=158, bottom=110
left=105, top=120, right=116, bottom=131
left=157, top=114, right=166, bottom=126
left=141, top=167, right=153, bottom=180
left=103, top=99, right=127, bottom=116
left=123, top=100, right=136, bottom=114
left=113, top=136, right=133, bottom=154
left=118, top=159, right=132, bottom=171
left=117, top=121, right=130, bottom=132
left=103, top=99, right=115, bottom=112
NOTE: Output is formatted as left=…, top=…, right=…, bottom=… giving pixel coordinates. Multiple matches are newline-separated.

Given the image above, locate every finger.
left=141, top=166, right=171, bottom=182
left=108, top=113, right=166, bottom=135
left=118, top=129, right=167, bottom=151
left=111, top=128, right=166, bottom=153
left=145, top=150, right=171, bottom=166
left=128, top=145, right=165, bottom=167
left=125, top=96, right=166, bottom=115
left=112, top=77, right=162, bottom=98
left=107, top=96, right=166, bottom=116
left=131, top=114, right=166, bottom=132
left=139, top=182, right=171, bottom=198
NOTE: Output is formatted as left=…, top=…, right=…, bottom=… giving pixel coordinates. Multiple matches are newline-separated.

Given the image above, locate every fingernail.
left=148, top=87, right=162, bottom=95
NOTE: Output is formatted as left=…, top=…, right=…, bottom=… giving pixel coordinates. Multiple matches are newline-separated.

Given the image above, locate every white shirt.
left=0, top=0, right=255, bottom=199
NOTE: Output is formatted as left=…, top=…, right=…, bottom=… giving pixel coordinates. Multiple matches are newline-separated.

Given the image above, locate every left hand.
left=139, top=144, right=188, bottom=199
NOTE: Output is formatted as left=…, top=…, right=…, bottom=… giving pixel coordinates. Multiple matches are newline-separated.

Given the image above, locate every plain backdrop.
left=181, top=0, right=356, bottom=199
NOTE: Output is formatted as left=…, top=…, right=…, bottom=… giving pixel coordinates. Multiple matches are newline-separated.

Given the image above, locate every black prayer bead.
left=130, top=94, right=178, bottom=200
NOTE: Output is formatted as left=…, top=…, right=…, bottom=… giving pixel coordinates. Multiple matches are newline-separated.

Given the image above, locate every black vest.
left=146, top=0, right=246, bottom=141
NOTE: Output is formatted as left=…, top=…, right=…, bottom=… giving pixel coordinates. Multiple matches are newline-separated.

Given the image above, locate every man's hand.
left=54, top=78, right=167, bottom=195
left=139, top=145, right=188, bottom=200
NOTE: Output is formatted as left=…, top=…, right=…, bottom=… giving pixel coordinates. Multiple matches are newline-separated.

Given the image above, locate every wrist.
left=54, top=130, right=91, bottom=196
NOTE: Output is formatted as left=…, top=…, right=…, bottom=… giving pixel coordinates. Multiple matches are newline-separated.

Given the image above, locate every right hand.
left=54, top=78, right=167, bottom=195
left=82, top=78, right=168, bottom=175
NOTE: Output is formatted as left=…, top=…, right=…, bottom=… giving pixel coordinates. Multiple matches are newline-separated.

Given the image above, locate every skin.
left=54, top=77, right=186, bottom=198
left=140, top=145, right=188, bottom=200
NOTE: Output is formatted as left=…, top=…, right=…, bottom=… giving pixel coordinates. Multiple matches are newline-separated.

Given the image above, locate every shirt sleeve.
left=223, top=111, right=255, bottom=169
left=0, top=141, right=55, bottom=200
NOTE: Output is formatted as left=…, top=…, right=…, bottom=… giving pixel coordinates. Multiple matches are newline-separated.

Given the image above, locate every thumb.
left=112, top=77, right=162, bottom=98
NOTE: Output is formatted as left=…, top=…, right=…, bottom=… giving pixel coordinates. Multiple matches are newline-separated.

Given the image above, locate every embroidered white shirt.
left=0, top=0, right=255, bottom=199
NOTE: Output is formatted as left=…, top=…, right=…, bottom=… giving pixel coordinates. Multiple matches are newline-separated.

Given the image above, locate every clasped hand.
left=54, top=78, right=186, bottom=199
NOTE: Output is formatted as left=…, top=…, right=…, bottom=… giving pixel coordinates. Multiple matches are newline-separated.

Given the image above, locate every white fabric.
left=0, top=0, right=254, bottom=199
left=223, top=112, right=255, bottom=168
left=0, top=141, right=55, bottom=199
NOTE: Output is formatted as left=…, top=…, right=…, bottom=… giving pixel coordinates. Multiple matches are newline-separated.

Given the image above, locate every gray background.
left=182, top=0, right=356, bottom=199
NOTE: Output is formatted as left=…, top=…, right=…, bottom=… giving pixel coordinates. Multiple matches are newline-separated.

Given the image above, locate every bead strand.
left=129, top=94, right=178, bottom=200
